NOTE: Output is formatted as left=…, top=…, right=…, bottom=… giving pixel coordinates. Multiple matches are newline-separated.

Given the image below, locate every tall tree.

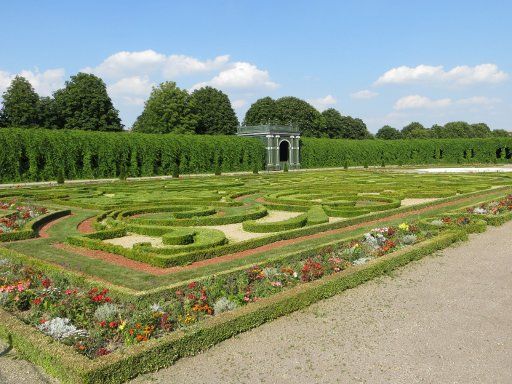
left=37, top=96, right=60, bottom=129
left=442, top=121, right=471, bottom=138
left=190, top=86, right=238, bottom=134
left=132, top=82, right=197, bottom=134
left=430, top=124, right=444, bottom=138
left=492, top=129, right=510, bottom=137
left=401, top=122, right=430, bottom=138
left=376, top=125, right=402, bottom=140
left=321, top=108, right=344, bottom=138
left=53, top=73, right=122, bottom=131
left=274, top=96, right=323, bottom=137
left=339, top=116, right=372, bottom=139
left=0, top=76, right=40, bottom=127
left=469, top=123, right=491, bottom=138
left=243, top=97, right=277, bottom=125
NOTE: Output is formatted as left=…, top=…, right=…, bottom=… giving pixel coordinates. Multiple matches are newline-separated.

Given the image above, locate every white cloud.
left=350, top=89, right=378, bottom=99
left=83, top=50, right=230, bottom=79
left=308, top=94, right=337, bottom=111
left=107, top=76, right=155, bottom=106
left=192, top=62, right=279, bottom=91
left=231, top=99, right=247, bottom=108
left=375, top=63, right=508, bottom=86
left=394, top=95, right=452, bottom=110
left=0, top=70, right=12, bottom=91
left=0, top=68, right=65, bottom=97
left=394, top=94, right=502, bottom=111
left=162, top=54, right=229, bottom=78
left=108, top=76, right=154, bottom=97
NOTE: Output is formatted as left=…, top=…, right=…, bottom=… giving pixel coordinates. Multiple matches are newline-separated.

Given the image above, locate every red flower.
left=96, top=347, right=110, bottom=356
left=99, top=321, right=106, bottom=327
left=33, top=297, right=43, bottom=305
left=188, top=282, right=197, bottom=289
left=41, top=278, right=52, bottom=289
left=301, top=258, right=324, bottom=282
left=109, top=321, right=118, bottom=328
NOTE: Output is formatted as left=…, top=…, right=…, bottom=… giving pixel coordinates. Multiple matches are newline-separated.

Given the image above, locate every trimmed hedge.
left=242, top=212, right=308, bottom=233
left=0, top=209, right=71, bottom=242
left=0, top=230, right=466, bottom=384
left=119, top=205, right=267, bottom=226
left=67, top=227, right=227, bottom=267
left=301, top=137, right=512, bottom=168
left=1, top=129, right=512, bottom=184
left=0, top=128, right=265, bottom=182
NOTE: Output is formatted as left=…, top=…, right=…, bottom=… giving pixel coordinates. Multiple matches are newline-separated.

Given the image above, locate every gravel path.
left=2, top=221, right=512, bottom=384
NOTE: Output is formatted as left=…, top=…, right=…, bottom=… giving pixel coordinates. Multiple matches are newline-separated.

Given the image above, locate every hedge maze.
left=1, top=169, right=512, bottom=383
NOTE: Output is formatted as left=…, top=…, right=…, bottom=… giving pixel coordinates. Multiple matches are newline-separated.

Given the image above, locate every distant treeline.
left=376, top=121, right=509, bottom=140
left=2, top=73, right=508, bottom=139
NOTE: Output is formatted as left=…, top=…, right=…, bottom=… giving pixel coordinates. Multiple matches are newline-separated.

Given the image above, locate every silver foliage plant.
left=213, top=297, right=238, bottom=315
left=37, top=317, right=87, bottom=340
left=401, top=234, right=417, bottom=245
left=94, top=303, right=119, bottom=322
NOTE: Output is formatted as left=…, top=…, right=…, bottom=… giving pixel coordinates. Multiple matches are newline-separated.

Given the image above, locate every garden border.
left=0, top=229, right=465, bottom=384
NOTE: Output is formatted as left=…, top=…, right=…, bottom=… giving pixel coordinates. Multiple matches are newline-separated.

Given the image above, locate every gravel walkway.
left=2, top=221, right=512, bottom=384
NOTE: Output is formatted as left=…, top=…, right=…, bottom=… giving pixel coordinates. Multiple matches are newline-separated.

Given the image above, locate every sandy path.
left=129, top=221, right=512, bottom=384
left=2, top=221, right=512, bottom=383
left=204, top=211, right=303, bottom=243
left=400, top=197, right=439, bottom=207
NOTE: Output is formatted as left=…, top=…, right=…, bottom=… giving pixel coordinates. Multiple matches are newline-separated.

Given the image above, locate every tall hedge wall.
left=0, top=129, right=266, bottom=182
left=300, top=137, right=512, bottom=168
left=1, top=129, right=511, bottom=183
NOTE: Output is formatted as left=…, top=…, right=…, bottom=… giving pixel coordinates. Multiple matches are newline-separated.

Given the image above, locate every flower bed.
left=0, top=200, right=48, bottom=235
left=1, top=221, right=427, bottom=360
left=420, top=214, right=487, bottom=234
left=461, top=194, right=512, bottom=225
left=0, top=229, right=465, bottom=384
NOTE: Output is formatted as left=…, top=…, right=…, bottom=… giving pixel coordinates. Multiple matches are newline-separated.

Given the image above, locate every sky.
left=1, top=0, right=511, bottom=132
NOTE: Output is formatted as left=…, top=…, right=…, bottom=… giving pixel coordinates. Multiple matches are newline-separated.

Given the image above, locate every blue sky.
left=1, top=0, right=511, bottom=132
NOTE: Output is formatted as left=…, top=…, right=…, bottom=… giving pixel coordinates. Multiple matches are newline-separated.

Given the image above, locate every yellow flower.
left=398, top=223, right=409, bottom=231
left=119, top=321, right=127, bottom=331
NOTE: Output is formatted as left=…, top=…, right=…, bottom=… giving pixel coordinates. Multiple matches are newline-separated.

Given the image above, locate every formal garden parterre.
left=1, top=169, right=512, bottom=383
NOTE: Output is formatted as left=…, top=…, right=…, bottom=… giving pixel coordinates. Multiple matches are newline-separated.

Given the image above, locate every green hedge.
left=0, top=128, right=265, bottom=182
left=242, top=212, right=308, bottom=233
left=0, top=209, right=71, bottom=242
left=300, top=137, right=512, bottom=168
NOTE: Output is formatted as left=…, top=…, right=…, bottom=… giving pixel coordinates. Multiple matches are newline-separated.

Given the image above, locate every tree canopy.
left=132, top=82, right=197, bottom=134
left=376, top=125, right=402, bottom=140
left=53, top=73, right=122, bottom=131
left=338, top=115, right=372, bottom=139
left=190, top=86, right=238, bottom=134
left=401, top=122, right=430, bottom=139
left=243, top=97, right=277, bottom=126
left=0, top=76, right=40, bottom=127
left=274, top=97, right=323, bottom=137
left=321, top=108, right=344, bottom=138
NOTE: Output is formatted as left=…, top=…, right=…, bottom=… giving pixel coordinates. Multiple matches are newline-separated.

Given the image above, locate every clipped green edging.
left=0, top=230, right=465, bottom=383
left=0, top=209, right=71, bottom=242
